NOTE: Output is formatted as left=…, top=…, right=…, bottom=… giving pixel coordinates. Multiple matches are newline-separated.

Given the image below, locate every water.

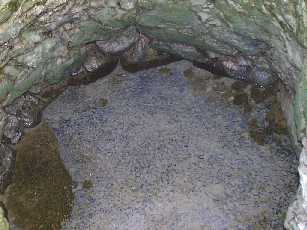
left=37, top=60, right=299, bottom=229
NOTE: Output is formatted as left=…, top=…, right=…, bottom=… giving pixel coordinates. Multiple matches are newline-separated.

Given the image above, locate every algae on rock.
left=5, top=122, right=73, bottom=229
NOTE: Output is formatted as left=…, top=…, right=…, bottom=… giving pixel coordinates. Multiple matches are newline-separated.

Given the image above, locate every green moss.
left=6, top=122, right=73, bottom=230
left=7, top=0, right=19, bottom=12
left=159, top=67, right=171, bottom=76
left=82, top=180, right=93, bottom=190
left=98, top=98, right=109, bottom=107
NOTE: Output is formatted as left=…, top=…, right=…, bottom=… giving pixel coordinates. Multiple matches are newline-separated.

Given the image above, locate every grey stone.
left=5, top=93, right=42, bottom=128
left=96, top=27, right=138, bottom=55
left=194, top=55, right=276, bottom=87
left=121, top=33, right=151, bottom=64
left=151, top=40, right=208, bottom=62
left=82, top=44, right=109, bottom=73
left=3, top=116, right=23, bottom=144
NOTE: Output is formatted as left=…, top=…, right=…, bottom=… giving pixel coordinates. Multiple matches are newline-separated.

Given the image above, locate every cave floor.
left=41, top=61, right=298, bottom=229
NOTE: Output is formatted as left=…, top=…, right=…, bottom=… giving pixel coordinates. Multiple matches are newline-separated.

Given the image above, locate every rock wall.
left=0, top=0, right=306, bottom=229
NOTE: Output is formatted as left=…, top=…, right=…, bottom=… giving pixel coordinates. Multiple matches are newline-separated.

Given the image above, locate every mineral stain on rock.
left=266, top=99, right=288, bottom=135
left=232, top=92, right=252, bottom=113
left=5, top=122, right=73, bottom=230
left=250, top=85, right=274, bottom=104
left=248, top=118, right=267, bottom=145
left=159, top=67, right=172, bottom=76
left=183, top=67, right=210, bottom=96
left=98, top=98, right=109, bottom=108
left=183, top=66, right=290, bottom=147
left=82, top=180, right=93, bottom=190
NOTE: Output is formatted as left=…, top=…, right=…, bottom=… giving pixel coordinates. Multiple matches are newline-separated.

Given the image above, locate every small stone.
left=5, top=93, right=42, bottom=129
left=121, top=33, right=151, bottom=64
left=118, top=0, right=137, bottom=10
left=3, top=116, right=24, bottom=144
left=121, top=35, right=180, bottom=73
left=83, top=44, right=107, bottom=73
left=250, top=66, right=275, bottom=87
left=96, top=27, right=138, bottom=55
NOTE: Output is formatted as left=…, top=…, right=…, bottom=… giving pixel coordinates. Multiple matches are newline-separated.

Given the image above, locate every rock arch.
left=0, top=1, right=306, bottom=228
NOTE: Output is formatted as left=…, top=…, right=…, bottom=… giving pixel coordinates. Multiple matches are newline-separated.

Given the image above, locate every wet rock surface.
left=0, top=144, right=15, bottom=194
left=193, top=55, right=276, bottom=87
left=4, top=93, right=42, bottom=129
left=2, top=93, right=43, bottom=144
left=3, top=116, right=23, bottom=145
left=96, top=27, right=138, bottom=55
left=41, top=61, right=298, bottom=229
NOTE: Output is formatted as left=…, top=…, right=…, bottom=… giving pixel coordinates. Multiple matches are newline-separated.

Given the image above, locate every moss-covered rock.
left=5, top=122, right=73, bottom=229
